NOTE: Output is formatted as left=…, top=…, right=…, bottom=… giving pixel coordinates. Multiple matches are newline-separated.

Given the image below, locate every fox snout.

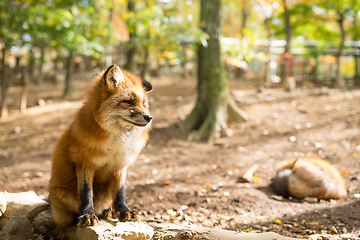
left=125, top=109, right=152, bottom=127
left=143, top=115, right=152, bottom=123
left=135, top=113, right=152, bottom=126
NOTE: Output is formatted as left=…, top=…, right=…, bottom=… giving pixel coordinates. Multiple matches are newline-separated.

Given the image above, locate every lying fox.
left=271, top=158, right=347, bottom=199
left=48, top=65, right=153, bottom=228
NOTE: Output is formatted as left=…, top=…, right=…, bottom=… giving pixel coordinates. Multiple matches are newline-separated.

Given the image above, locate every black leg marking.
left=77, top=178, right=98, bottom=227
left=114, top=186, right=140, bottom=222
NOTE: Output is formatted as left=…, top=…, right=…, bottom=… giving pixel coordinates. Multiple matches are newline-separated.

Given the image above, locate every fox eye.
left=122, top=100, right=132, bottom=104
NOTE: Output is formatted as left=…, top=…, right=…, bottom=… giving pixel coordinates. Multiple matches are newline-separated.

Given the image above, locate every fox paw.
left=77, top=214, right=99, bottom=227
left=116, top=210, right=140, bottom=222
left=98, top=209, right=112, bottom=220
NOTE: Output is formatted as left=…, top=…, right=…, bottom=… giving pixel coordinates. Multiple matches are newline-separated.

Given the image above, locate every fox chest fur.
left=91, top=127, right=148, bottom=168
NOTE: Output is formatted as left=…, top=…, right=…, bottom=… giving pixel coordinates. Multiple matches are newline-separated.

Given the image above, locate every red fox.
left=271, top=158, right=347, bottom=199
left=48, top=65, right=153, bottom=228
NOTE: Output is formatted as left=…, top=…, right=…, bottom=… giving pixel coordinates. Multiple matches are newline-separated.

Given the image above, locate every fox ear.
left=103, top=64, right=124, bottom=90
left=142, top=79, right=153, bottom=92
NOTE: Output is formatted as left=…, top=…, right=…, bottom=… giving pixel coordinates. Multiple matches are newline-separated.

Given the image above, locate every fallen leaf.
left=218, top=215, right=232, bottom=221
left=274, top=219, right=282, bottom=225
left=329, top=143, right=337, bottom=148
left=204, top=184, right=212, bottom=189
left=252, top=176, right=261, bottom=182
left=246, top=227, right=252, bottom=232
left=331, top=225, right=338, bottom=233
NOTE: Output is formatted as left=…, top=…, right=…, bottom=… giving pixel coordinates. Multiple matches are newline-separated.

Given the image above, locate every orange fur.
left=48, top=65, right=152, bottom=228
left=272, top=158, right=347, bottom=199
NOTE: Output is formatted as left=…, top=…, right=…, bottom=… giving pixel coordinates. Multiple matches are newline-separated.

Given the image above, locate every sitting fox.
left=271, top=158, right=347, bottom=199
left=48, top=65, right=153, bottom=228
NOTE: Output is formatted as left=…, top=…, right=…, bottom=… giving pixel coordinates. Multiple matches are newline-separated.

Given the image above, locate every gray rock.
left=31, top=208, right=56, bottom=235
left=0, top=194, right=6, bottom=217
left=148, top=221, right=298, bottom=240
left=0, top=213, right=34, bottom=240
left=76, top=221, right=154, bottom=240
left=0, top=191, right=48, bottom=229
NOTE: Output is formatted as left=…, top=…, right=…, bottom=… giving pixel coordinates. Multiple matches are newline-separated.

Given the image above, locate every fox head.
left=92, top=64, right=153, bottom=132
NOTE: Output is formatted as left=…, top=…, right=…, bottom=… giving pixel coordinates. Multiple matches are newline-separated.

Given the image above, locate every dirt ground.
left=0, top=72, right=359, bottom=239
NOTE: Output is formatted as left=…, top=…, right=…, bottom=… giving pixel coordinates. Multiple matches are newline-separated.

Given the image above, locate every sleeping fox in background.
left=271, top=158, right=347, bottom=200
left=48, top=64, right=153, bottom=228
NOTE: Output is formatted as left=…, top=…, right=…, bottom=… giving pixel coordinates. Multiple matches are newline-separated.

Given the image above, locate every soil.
left=0, top=72, right=359, bottom=239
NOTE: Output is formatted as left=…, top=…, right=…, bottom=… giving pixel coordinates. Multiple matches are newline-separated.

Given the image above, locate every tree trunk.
left=0, top=48, right=8, bottom=119
left=28, top=48, right=35, bottom=82
left=63, top=51, right=75, bottom=97
left=353, top=14, right=359, bottom=85
left=355, top=53, right=359, bottom=85
left=141, top=46, right=149, bottom=79
left=182, top=0, right=248, bottom=142
left=20, top=66, right=28, bottom=113
left=51, top=49, right=60, bottom=84
left=124, top=0, right=137, bottom=73
left=106, top=0, right=114, bottom=67
left=35, top=46, right=45, bottom=86
left=180, top=43, right=187, bottom=82
left=335, top=12, right=345, bottom=89
left=264, top=17, right=272, bottom=87
left=280, top=0, right=292, bottom=86
left=240, top=2, right=248, bottom=39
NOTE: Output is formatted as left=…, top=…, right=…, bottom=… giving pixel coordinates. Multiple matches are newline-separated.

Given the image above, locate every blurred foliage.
left=122, top=0, right=205, bottom=55
left=1, top=0, right=113, bottom=58
left=0, top=0, right=360, bottom=71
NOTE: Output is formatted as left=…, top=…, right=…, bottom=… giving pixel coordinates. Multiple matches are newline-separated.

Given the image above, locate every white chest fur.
left=92, top=127, right=147, bottom=168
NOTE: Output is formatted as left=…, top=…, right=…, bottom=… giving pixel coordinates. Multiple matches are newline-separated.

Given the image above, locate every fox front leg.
left=112, top=167, right=140, bottom=222
left=114, top=186, right=140, bottom=222
left=77, top=166, right=99, bottom=227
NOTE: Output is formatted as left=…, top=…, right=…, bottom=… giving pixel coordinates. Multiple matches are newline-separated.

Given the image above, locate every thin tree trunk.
left=63, top=51, right=75, bottom=97
left=180, top=43, right=187, bottom=82
left=29, top=48, right=35, bottom=82
left=264, top=17, right=272, bottom=87
left=182, top=0, right=248, bottom=142
left=355, top=53, right=359, bottom=85
left=35, top=46, right=45, bottom=86
left=141, top=46, right=149, bottom=79
left=124, top=0, right=137, bottom=73
left=20, top=66, right=28, bottom=113
left=335, top=12, right=345, bottom=89
left=240, top=2, right=247, bottom=39
left=51, top=49, right=60, bottom=84
left=0, top=47, right=8, bottom=119
left=14, top=56, right=21, bottom=79
left=106, top=0, right=114, bottom=67
left=280, top=0, right=292, bottom=86
left=353, top=14, right=359, bottom=85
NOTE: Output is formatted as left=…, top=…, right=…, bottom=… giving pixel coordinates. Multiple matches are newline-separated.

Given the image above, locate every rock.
left=0, top=213, right=34, bottom=240
left=148, top=221, right=298, bottom=240
left=0, top=191, right=48, bottom=229
left=76, top=221, right=154, bottom=240
left=271, top=195, right=284, bottom=201
left=304, top=197, right=318, bottom=203
left=31, top=208, right=56, bottom=235
left=0, top=194, right=6, bottom=217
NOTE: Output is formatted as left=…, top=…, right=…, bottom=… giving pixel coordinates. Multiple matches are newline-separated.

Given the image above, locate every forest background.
left=1, top=0, right=360, bottom=239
